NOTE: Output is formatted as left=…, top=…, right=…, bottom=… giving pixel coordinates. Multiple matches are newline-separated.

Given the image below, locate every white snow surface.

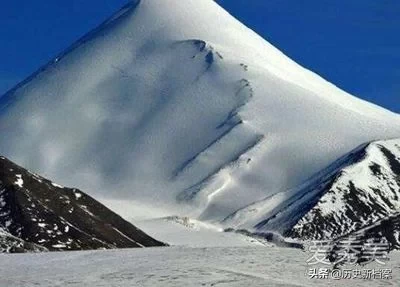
left=14, top=174, right=24, bottom=188
left=51, top=182, right=64, bottom=188
left=0, top=0, right=399, bottom=222
left=135, top=216, right=270, bottom=247
left=1, top=246, right=399, bottom=286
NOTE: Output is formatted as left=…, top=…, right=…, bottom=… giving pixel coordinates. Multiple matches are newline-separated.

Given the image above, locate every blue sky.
left=0, top=0, right=399, bottom=112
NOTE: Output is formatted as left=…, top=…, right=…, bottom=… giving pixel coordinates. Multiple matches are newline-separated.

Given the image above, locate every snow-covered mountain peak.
left=0, top=0, right=399, bottom=222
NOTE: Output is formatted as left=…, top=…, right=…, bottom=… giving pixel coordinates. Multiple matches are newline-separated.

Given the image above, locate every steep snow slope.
left=0, top=0, right=399, bottom=221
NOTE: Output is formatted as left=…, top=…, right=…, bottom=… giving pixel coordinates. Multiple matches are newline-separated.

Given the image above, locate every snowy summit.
left=0, top=0, right=399, bottom=240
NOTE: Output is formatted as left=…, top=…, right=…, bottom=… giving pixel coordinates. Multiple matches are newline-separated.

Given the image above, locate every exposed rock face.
left=225, top=138, right=400, bottom=250
left=0, top=156, right=166, bottom=253
left=0, top=227, right=46, bottom=253
left=286, top=139, right=400, bottom=240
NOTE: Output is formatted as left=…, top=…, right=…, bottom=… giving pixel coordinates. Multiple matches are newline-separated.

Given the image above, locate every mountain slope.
left=0, top=0, right=399, bottom=222
left=0, top=156, right=166, bottom=252
left=0, top=227, right=46, bottom=253
left=287, top=139, right=400, bottom=240
left=339, top=212, right=400, bottom=251
left=224, top=138, right=400, bottom=242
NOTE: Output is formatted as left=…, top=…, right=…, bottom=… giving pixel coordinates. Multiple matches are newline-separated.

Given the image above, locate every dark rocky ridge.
left=320, top=212, right=400, bottom=266
left=0, top=228, right=46, bottom=253
left=347, top=212, right=400, bottom=250
left=0, top=156, right=166, bottom=253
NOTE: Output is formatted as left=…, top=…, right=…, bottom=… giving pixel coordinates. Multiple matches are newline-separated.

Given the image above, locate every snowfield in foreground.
left=1, top=247, right=399, bottom=287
